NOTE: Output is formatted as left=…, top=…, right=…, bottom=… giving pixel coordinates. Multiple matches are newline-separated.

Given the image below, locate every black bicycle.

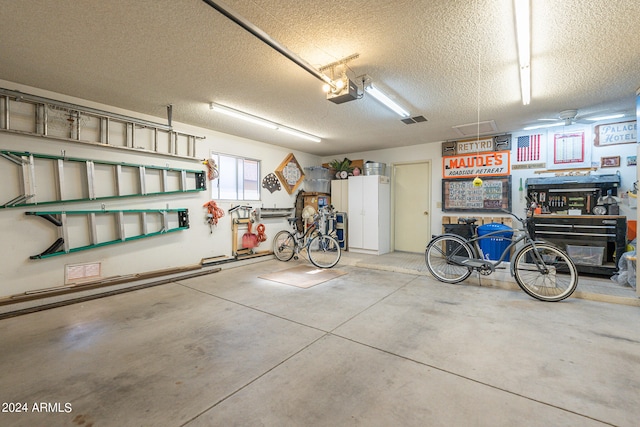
left=273, top=210, right=341, bottom=269
left=425, top=210, right=578, bottom=302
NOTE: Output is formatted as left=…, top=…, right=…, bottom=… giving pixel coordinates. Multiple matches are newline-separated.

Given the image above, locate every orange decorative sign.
left=443, top=151, right=510, bottom=178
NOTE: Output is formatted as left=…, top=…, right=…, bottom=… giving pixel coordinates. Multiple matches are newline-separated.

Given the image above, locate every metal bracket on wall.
left=26, top=208, right=190, bottom=259
left=0, top=87, right=204, bottom=159
left=0, top=150, right=206, bottom=208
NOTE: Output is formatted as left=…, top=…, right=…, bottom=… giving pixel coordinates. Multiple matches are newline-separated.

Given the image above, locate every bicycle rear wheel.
left=307, top=235, right=341, bottom=268
left=512, top=243, right=578, bottom=302
left=273, top=230, right=295, bottom=261
left=425, top=235, right=474, bottom=283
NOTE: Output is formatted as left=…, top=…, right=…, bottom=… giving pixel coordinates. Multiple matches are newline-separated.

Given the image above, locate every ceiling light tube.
left=523, top=122, right=564, bottom=131
left=587, top=113, right=625, bottom=121
left=514, top=0, right=531, bottom=105
left=210, top=102, right=321, bottom=142
left=210, top=102, right=277, bottom=129
left=364, top=83, right=410, bottom=118
left=276, top=126, right=321, bottom=143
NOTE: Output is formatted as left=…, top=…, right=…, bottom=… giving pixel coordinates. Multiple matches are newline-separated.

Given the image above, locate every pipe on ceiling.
left=200, top=0, right=335, bottom=89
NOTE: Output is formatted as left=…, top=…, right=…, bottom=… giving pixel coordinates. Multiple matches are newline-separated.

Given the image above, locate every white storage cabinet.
left=330, top=179, right=349, bottom=212
left=347, top=175, right=390, bottom=255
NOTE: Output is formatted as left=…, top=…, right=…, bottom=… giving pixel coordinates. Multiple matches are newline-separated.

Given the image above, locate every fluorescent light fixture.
left=523, top=122, right=564, bottom=131
left=210, top=103, right=276, bottom=129
left=587, top=113, right=625, bottom=121
left=364, top=83, right=410, bottom=118
left=514, top=0, right=531, bottom=105
left=210, top=102, right=321, bottom=143
left=276, top=127, right=320, bottom=142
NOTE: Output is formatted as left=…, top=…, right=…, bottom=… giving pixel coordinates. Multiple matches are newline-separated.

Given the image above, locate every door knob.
left=423, top=211, right=429, bottom=215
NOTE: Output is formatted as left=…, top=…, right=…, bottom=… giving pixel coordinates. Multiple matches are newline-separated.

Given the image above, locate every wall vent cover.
left=401, top=115, right=428, bottom=125
left=65, top=262, right=102, bottom=284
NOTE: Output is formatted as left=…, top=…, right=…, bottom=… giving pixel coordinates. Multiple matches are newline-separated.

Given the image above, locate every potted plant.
left=328, top=158, right=354, bottom=179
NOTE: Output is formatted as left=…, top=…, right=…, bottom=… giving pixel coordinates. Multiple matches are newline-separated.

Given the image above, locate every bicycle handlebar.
left=499, top=209, right=524, bottom=224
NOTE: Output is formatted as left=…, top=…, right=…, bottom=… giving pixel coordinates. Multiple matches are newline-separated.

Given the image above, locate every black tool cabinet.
left=531, top=215, right=627, bottom=276
left=525, top=174, right=627, bottom=275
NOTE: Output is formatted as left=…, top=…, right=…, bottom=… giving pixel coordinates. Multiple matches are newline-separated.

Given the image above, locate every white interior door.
left=393, top=161, right=431, bottom=253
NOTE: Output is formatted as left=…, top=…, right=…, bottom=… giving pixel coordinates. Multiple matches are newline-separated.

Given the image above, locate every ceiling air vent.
left=452, top=120, right=498, bottom=137
left=401, top=115, right=428, bottom=125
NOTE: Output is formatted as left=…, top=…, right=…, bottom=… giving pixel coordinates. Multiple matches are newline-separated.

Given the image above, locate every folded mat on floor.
left=259, top=265, right=347, bottom=288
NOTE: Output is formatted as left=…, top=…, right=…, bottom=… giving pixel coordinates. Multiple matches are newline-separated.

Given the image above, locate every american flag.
left=517, top=134, right=541, bottom=162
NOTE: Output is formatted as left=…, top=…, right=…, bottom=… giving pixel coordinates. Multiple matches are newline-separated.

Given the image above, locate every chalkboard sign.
left=442, top=176, right=511, bottom=212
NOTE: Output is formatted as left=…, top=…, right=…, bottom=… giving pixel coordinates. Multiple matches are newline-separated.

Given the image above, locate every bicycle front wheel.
left=512, top=243, right=578, bottom=302
left=273, top=230, right=295, bottom=261
left=425, top=235, right=474, bottom=283
left=307, top=235, right=341, bottom=268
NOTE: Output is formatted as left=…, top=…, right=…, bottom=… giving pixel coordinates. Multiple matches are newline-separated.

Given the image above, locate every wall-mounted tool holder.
left=229, top=205, right=256, bottom=257
left=0, top=150, right=206, bottom=208
left=255, top=207, right=293, bottom=219
left=26, top=208, right=190, bottom=259
left=0, top=87, right=204, bottom=159
left=526, top=174, right=620, bottom=215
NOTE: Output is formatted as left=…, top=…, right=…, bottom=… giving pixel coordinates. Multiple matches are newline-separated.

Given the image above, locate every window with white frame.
left=210, top=152, right=260, bottom=201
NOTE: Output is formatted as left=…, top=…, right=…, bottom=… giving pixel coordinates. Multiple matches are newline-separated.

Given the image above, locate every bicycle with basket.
left=425, top=209, right=578, bottom=302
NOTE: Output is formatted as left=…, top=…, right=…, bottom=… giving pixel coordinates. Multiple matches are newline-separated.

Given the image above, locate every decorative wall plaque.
left=262, top=173, right=281, bottom=193
left=275, top=153, right=305, bottom=194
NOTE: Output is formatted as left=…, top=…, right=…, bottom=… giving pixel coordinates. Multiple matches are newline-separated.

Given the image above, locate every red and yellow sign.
left=443, top=151, right=510, bottom=178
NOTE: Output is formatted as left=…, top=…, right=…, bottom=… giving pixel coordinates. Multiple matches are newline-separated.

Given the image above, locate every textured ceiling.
left=0, top=0, right=638, bottom=156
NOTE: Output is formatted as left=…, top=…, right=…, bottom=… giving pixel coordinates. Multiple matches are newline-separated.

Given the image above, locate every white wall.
left=0, top=80, right=320, bottom=298
left=323, top=125, right=638, bottom=238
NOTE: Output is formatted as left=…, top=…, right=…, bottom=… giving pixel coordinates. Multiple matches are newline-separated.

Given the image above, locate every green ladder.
left=27, top=208, right=190, bottom=259
left=1, top=150, right=206, bottom=208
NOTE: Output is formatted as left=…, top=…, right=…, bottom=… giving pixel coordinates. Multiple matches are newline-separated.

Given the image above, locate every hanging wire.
left=471, top=0, right=484, bottom=188
left=475, top=0, right=481, bottom=145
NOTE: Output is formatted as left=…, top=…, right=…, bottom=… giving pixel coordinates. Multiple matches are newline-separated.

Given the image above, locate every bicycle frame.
left=276, top=206, right=342, bottom=269
left=447, top=221, right=549, bottom=275
left=288, top=217, right=325, bottom=254
left=471, top=226, right=525, bottom=264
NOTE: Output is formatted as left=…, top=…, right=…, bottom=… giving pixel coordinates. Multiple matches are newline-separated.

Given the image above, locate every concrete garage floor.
left=0, top=256, right=639, bottom=426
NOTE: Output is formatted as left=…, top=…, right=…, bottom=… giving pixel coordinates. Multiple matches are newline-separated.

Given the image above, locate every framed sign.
left=547, top=127, right=592, bottom=170
left=441, top=134, right=511, bottom=156
left=594, top=121, right=636, bottom=146
left=601, top=156, right=621, bottom=168
left=275, top=153, right=305, bottom=194
left=442, top=176, right=512, bottom=212
left=442, top=151, right=510, bottom=178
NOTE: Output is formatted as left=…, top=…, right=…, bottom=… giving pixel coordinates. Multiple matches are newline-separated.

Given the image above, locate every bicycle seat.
left=287, top=217, right=297, bottom=225
left=458, top=217, right=477, bottom=225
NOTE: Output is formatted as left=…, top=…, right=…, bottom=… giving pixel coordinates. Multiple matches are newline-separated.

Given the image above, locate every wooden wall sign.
left=442, top=151, right=510, bottom=178
left=594, top=120, right=637, bottom=146
left=275, top=153, right=305, bottom=194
